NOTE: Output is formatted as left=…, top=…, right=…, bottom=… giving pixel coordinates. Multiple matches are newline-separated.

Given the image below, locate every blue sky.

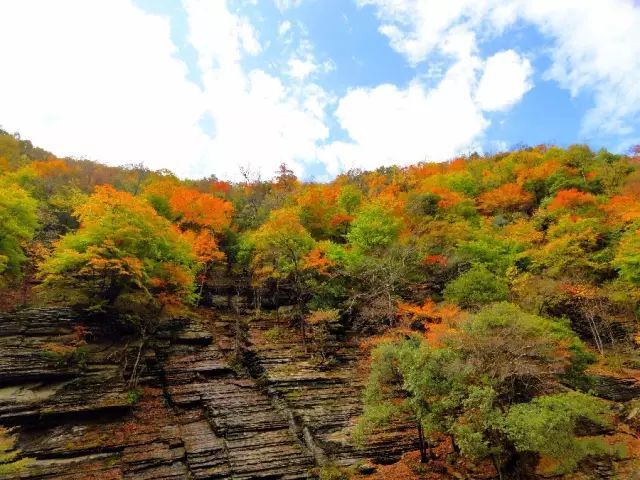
left=1, top=0, right=639, bottom=181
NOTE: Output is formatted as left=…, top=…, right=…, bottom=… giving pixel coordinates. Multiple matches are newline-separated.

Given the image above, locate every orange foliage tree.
left=295, top=184, right=345, bottom=239
left=548, top=188, right=596, bottom=211
left=477, top=183, right=534, bottom=214
left=601, top=194, right=640, bottom=223
left=144, top=180, right=233, bottom=297
left=169, top=186, right=232, bottom=232
left=170, top=187, right=232, bottom=298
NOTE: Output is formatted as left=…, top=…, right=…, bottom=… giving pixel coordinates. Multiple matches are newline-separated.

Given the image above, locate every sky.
left=1, top=0, right=639, bottom=181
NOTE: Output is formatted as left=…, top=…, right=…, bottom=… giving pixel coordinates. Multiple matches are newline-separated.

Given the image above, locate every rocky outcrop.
left=591, top=374, right=640, bottom=402
left=0, top=309, right=185, bottom=479
left=159, top=320, right=315, bottom=479
left=2, top=308, right=639, bottom=479
left=213, top=313, right=418, bottom=467
left=0, top=309, right=317, bottom=479
left=0, top=308, right=86, bottom=387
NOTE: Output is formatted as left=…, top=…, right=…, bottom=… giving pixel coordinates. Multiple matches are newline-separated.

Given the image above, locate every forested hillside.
left=1, top=129, right=639, bottom=479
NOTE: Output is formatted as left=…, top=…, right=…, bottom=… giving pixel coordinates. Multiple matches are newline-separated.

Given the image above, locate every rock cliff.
left=0, top=308, right=412, bottom=479
left=3, top=308, right=638, bottom=479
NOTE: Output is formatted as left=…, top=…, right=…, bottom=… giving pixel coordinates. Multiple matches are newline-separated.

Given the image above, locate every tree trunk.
left=586, top=312, right=604, bottom=355
left=128, top=329, right=146, bottom=388
left=491, top=454, right=503, bottom=480
left=451, top=435, right=460, bottom=454
left=196, top=262, right=209, bottom=307
left=417, top=422, right=429, bottom=464
left=234, top=315, right=242, bottom=359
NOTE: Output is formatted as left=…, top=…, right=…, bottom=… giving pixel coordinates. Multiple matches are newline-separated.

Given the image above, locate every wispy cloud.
left=359, top=0, right=640, bottom=136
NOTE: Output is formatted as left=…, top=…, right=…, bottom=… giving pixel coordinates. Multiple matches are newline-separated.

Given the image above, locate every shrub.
left=443, top=265, right=509, bottom=308
left=505, top=392, right=621, bottom=474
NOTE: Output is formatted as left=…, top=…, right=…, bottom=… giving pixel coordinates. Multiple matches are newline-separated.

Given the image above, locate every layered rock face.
left=0, top=309, right=315, bottom=479
left=159, top=320, right=315, bottom=479
left=0, top=308, right=413, bottom=479
left=213, top=313, right=417, bottom=467
left=3, top=308, right=640, bottom=479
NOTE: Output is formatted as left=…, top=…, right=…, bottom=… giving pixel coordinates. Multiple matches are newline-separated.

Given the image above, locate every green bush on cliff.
left=505, top=392, right=624, bottom=474
left=356, top=303, right=619, bottom=476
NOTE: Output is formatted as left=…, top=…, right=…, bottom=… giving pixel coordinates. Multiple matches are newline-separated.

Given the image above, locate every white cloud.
left=475, top=50, right=532, bottom=111
left=286, top=39, right=335, bottom=81
left=183, top=0, right=261, bottom=71
left=0, top=0, right=207, bottom=178
left=1, top=0, right=635, bottom=183
left=288, top=57, right=319, bottom=81
left=278, top=20, right=292, bottom=36
left=316, top=5, right=535, bottom=175
left=521, top=0, right=640, bottom=135
left=319, top=58, right=487, bottom=174
left=358, top=0, right=640, bottom=136
left=314, top=1, right=533, bottom=175
left=273, top=0, right=303, bottom=11
left=0, top=0, right=333, bottom=180
left=360, top=0, right=485, bottom=64
left=197, top=68, right=330, bottom=180
left=183, top=0, right=331, bottom=180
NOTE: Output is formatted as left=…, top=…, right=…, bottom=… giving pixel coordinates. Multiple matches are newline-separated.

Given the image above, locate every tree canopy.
left=38, top=185, right=196, bottom=316
left=0, top=180, right=37, bottom=279
left=2, top=130, right=640, bottom=477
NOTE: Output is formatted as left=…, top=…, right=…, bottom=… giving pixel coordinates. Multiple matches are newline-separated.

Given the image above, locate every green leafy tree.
left=337, top=184, right=362, bottom=215
left=443, top=265, right=509, bottom=308
left=449, top=304, right=600, bottom=475
left=355, top=337, right=466, bottom=463
left=248, top=208, right=316, bottom=340
left=357, top=303, right=603, bottom=476
left=38, top=185, right=196, bottom=316
left=458, top=303, right=595, bottom=392
left=249, top=208, right=315, bottom=293
left=343, top=244, right=421, bottom=330
left=0, top=180, right=38, bottom=279
left=505, top=392, right=620, bottom=474
left=347, top=204, right=401, bottom=252
left=454, top=237, right=522, bottom=275
left=614, top=227, right=640, bottom=284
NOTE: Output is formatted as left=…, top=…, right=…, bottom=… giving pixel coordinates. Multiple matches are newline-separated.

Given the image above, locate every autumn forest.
left=1, top=130, right=640, bottom=479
